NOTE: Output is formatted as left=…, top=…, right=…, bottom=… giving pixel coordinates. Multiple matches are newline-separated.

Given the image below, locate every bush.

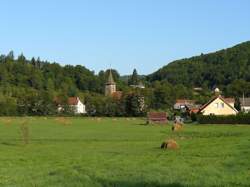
left=197, top=113, right=250, bottom=124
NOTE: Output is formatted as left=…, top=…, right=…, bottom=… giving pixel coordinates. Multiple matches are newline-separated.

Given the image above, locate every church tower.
left=105, top=69, right=116, bottom=96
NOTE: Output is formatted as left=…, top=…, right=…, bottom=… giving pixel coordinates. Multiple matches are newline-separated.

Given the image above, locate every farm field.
left=0, top=117, right=249, bottom=187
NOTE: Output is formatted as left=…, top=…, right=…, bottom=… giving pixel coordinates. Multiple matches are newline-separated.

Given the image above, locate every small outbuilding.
left=147, top=112, right=167, bottom=124
left=240, top=97, right=250, bottom=113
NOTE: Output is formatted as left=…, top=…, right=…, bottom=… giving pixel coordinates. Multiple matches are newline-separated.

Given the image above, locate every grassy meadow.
left=0, top=117, right=249, bottom=187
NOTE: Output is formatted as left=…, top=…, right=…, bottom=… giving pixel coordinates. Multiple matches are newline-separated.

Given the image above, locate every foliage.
left=196, top=113, right=250, bottom=124
left=124, top=91, right=146, bottom=116
left=128, top=69, right=139, bottom=85
left=148, top=41, right=250, bottom=96
left=1, top=41, right=250, bottom=116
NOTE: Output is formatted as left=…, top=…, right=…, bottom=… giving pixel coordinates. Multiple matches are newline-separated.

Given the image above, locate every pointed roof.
left=106, top=69, right=115, bottom=85
left=199, top=95, right=238, bottom=113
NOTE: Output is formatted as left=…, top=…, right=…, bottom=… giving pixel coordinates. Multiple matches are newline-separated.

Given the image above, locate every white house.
left=67, top=97, right=86, bottom=114
left=57, top=97, right=86, bottom=114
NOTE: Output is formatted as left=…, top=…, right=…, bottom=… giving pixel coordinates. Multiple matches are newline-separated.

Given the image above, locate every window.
left=221, top=103, right=224, bottom=108
left=214, top=103, right=219, bottom=108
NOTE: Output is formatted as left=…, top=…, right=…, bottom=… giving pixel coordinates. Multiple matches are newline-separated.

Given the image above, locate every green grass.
left=0, top=117, right=249, bottom=187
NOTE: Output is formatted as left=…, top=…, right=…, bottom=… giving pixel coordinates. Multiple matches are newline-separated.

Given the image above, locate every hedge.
left=196, top=113, right=250, bottom=124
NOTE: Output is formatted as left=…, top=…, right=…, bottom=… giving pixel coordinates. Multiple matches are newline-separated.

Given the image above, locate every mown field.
left=0, top=117, right=249, bottom=187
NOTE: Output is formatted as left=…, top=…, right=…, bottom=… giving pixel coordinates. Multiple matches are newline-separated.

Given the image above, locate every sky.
left=0, top=0, right=250, bottom=75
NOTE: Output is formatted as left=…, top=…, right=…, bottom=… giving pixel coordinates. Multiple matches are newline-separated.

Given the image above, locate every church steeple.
left=105, top=69, right=116, bottom=96
left=106, top=69, right=115, bottom=85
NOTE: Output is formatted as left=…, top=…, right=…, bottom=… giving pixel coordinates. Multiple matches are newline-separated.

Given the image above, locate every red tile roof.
left=67, top=97, right=79, bottom=105
left=112, top=91, right=123, bottom=100
left=189, top=108, right=200, bottom=114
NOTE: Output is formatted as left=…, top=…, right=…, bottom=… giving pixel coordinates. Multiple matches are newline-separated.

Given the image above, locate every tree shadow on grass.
left=98, top=179, right=185, bottom=187
left=1, top=141, right=19, bottom=146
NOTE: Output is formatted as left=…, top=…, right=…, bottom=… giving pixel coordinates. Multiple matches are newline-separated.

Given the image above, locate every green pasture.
left=0, top=117, right=249, bottom=187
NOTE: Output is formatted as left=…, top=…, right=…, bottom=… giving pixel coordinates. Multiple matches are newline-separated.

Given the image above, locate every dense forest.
left=0, top=41, right=250, bottom=116
left=148, top=41, right=250, bottom=97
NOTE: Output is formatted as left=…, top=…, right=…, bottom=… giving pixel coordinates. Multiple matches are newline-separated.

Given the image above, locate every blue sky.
left=0, top=0, right=250, bottom=75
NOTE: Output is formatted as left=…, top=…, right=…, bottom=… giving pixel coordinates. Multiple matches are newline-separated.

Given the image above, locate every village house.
left=240, top=97, right=250, bottom=113
left=199, top=95, right=238, bottom=116
left=57, top=97, right=86, bottom=114
left=147, top=112, right=167, bottom=124
left=174, top=99, right=196, bottom=110
left=67, top=97, right=86, bottom=114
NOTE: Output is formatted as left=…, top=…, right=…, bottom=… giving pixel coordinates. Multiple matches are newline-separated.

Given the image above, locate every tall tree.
left=128, top=69, right=139, bottom=85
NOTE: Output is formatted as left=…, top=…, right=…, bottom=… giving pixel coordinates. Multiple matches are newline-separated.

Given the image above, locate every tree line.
left=1, top=41, right=250, bottom=116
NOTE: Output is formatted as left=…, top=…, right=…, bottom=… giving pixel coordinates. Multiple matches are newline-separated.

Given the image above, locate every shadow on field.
left=1, top=141, right=18, bottom=146
left=98, top=179, right=184, bottom=187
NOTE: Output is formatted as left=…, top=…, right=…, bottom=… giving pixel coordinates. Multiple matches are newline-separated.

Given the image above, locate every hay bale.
left=172, top=122, right=183, bottom=132
left=161, top=139, right=179, bottom=150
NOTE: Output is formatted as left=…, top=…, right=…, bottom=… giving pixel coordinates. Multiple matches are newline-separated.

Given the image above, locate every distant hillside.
left=148, top=41, right=250, bottom=88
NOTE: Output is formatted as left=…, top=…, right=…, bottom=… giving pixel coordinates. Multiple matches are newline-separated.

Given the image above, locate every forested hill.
left=148, top=41, right=250, bottom=88
left=0, top=52, right=123, bottom=95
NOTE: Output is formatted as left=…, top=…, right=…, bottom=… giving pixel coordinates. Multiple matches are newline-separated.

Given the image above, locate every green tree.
left=128, top=69, right=139, bottom=85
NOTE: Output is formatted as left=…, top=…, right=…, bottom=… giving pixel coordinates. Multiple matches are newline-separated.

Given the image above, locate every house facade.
left=199, top=96, right=238, bottom=116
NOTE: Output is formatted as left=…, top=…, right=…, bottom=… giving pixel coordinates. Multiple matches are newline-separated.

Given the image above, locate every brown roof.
left=224, top=98, right=235, bottom=103
left=67, top=97, right=79, bottom=105
left=148, top=112, right=167, bottom=119
left=189, top=108, right=200, bottom=114
left=199, top=95, right=238, bottom=113
left=240, top=98, right=250, bottom=106
left=176, top=99, right=195, bottom=104
left=112, top=91, right=123, bottom=100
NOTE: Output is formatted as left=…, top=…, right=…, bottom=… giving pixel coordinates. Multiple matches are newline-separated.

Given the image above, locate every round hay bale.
left=161, top=139, right=179, bottom=150
left=172, top=122, right=183, bottom=132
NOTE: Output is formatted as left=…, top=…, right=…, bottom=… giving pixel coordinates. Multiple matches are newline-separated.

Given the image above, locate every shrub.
left=197, top=113, right=250, bottom=124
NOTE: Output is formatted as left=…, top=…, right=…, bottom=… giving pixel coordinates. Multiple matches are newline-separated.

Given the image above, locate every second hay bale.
left=161, top=139, right=179, bottom=150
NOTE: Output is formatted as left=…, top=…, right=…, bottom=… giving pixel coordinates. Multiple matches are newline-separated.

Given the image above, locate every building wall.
left=105, top=84, right=116, bottom=96
left=201, top=98, right=237, bottom=116
left=71, top=101, right=86, bottom=114
left=77, top=101, right=86, bottom=114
